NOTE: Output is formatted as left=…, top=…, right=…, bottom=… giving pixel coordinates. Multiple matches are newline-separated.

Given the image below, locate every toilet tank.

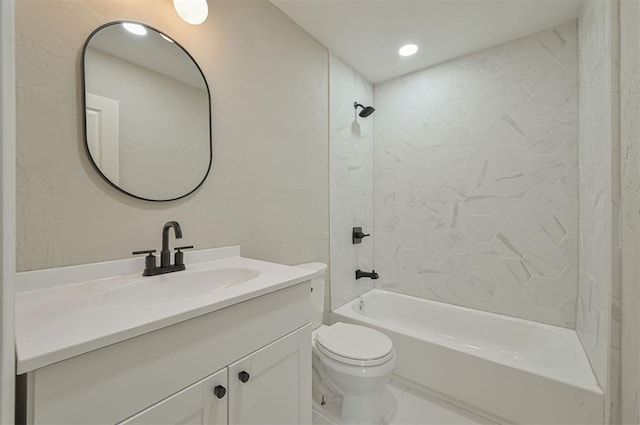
left=295, top=262, right=327, bottom=330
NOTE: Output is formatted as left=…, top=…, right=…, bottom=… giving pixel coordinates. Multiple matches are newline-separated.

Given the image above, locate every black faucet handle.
left=174, top=246, right=193, bottom=267
left=132, top=250, right=157, bottom=276
left=352, top=227, right=371, bottom=244
left=174, top=245, right=194, bottom=251
left=132, top=249, right=156, bottom=255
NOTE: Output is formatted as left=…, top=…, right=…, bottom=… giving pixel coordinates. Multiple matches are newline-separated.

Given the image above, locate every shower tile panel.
left=329, top=54, right=375, bottom=309
left=374, top=21, right=578, bottom=328
left=577, top=0, right=616, bottom=392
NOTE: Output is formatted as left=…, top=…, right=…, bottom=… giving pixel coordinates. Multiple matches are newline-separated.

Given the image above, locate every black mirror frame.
left=81, top=21, right=213, bottom=202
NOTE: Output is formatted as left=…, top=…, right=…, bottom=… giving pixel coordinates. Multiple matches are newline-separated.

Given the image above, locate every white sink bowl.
left=92, top=268, right=261, bottom=305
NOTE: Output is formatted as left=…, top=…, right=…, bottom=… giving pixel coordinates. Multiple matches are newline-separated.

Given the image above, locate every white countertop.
left=15, top=247, right=321, bottom=374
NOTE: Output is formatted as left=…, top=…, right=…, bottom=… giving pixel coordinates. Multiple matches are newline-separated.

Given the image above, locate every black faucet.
left=355, top=269, right=379, bottom=280
left=161, top=221, right=182, bottom=268
left=132, top=221, right=193, bottom=276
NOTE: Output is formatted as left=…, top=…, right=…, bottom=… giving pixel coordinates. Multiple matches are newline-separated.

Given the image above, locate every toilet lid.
left=316, top=322, right=393, bottom=363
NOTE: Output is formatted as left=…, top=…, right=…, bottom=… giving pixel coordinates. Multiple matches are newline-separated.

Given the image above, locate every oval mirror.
left=82, top=22, right=212, bottom=201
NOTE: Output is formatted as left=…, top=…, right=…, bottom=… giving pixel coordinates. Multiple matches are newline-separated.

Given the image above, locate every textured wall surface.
left=577, top=0, right=613, bottom=391
left=0, top=1, right=16, bottom=422
left=329, top=54, right=375, bottom=309
left=620, top=0, right=640, bottom=422
left=374, top=21, right=578, bottom=328
left=609, top=0, right=621, bottom=421
left=16, top=0, right=329, bottom=273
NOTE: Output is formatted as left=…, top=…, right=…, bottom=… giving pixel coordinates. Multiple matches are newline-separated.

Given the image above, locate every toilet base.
left=312, top=381, right=397, bottom=425
left=341, top=392, right=386, bottom=424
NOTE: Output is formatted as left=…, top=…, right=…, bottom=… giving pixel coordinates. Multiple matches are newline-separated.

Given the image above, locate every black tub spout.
left=355, top=270, right=379, bottom=280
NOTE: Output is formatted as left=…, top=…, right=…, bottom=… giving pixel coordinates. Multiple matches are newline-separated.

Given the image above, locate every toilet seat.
left=316, top=322, right=393, bottom=367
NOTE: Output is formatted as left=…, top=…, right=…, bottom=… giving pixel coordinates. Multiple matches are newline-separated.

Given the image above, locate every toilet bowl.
left=313, top=323, right=396, bottom=424
left=296, top=262, right=397, bottom=424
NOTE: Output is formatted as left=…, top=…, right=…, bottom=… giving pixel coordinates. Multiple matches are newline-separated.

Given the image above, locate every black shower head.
left=354, top=102, right=375, bottom=118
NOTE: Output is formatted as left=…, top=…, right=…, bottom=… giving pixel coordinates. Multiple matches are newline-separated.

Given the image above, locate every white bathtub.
left=332, top=289, right=603, bottom=424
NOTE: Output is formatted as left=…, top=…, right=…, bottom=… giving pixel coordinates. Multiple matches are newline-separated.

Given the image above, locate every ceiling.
left=270, top=0, right=581, bottom=84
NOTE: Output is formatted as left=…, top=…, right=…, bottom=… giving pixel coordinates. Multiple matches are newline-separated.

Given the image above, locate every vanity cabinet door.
left=119, top=368, right=228, bottom=425
left=228, top=324, right=311, bottom=425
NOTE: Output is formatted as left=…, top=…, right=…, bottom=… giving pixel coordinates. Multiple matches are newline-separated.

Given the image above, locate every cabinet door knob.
left=213, top=385, right=226, bottom=399
left=238, top=370, right=250, bottom=383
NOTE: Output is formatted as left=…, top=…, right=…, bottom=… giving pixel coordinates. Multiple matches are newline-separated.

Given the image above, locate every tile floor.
left=312, top=379, right=499, bottom=425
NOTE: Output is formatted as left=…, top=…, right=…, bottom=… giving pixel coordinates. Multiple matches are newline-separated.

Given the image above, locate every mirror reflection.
left=82, top=22, right=212, bottom=201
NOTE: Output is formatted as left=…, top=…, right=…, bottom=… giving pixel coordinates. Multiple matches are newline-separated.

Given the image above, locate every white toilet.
left=297, top=263, right=396, bottom=424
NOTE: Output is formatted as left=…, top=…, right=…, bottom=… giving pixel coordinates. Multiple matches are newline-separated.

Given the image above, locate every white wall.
left=85, top=48, right=209, bottom=200
left=577, top=0, right=614, bottom=393
left=609, top=0, right=621, bottom=421
left=16, top=0, right=329, bottom=273
left=620, top=0, right=640, bottom=422
left=0, top=0, right=15, bottom=421
left=329, top=54, right=374, bottom=309
left=373, top=21, right=579, bottom=328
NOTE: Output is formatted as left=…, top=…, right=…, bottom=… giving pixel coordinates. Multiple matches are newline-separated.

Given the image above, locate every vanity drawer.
left=22, top=282, right=310, bottom=425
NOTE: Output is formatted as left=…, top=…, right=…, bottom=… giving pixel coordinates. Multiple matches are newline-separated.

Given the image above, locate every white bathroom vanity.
left=14, top=246, right=319, bottom=424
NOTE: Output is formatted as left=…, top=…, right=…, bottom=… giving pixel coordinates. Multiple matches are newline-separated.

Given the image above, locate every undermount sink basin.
left=92, top=267, right=261, bottom=306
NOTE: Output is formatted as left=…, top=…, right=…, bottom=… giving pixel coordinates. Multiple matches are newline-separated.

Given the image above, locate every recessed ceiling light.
left=399, top=44, right=418, bottom=57
left=122, top=23, right=147, bottom=36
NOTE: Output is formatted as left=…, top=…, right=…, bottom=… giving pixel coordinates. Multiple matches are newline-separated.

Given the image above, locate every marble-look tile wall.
left=329, top=54, right=375, bottom=309
left=373, top=21, right=578, bottom=328
left=577, top=0, right=613, bottom=391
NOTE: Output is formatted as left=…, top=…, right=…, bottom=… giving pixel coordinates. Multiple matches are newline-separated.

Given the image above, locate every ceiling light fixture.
left=173, top=0, right=209, bottom=25
left=122, top=22, right=148, bottom=36
left=398, top=44, right=418, bottom=57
